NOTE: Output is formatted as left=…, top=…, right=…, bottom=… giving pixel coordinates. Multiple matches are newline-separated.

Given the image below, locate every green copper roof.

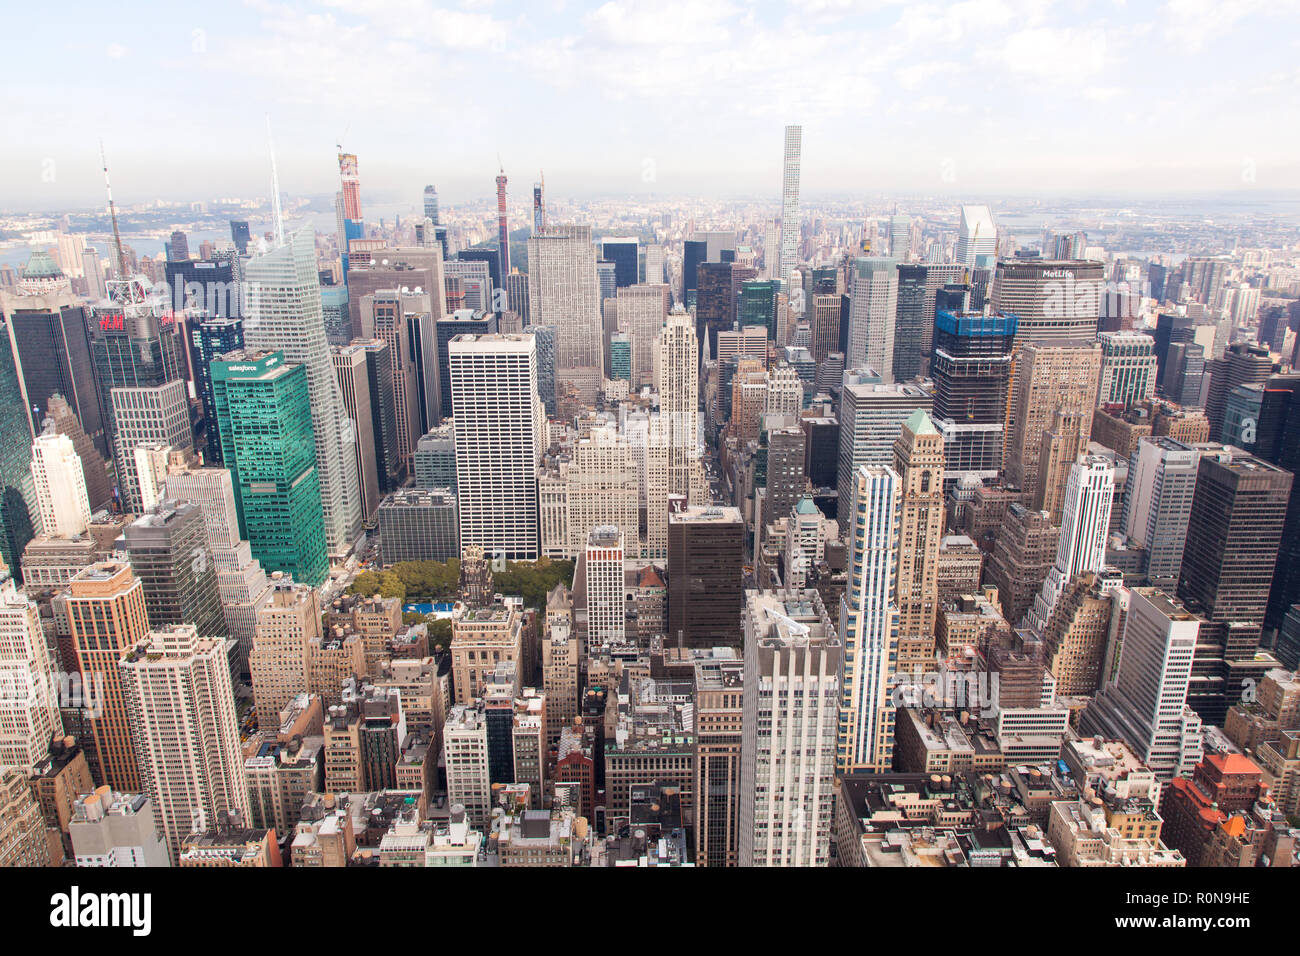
left=22, top=250, right=63, bottom=278
left=794, top=496, right=819, bottom=515
left=905, top=408, right=939, bottom=436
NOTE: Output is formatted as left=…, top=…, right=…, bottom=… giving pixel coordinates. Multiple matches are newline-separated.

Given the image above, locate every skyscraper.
left=0, top=565, right=60, bottom=769
left=739, top=588, right=839, bottom=866
left=846, top=258, right=899, bottom=379
left=1026, top=456, right=1115, bottom=633
left=835, top=381, right=932, bottom=522
left=930, top=309, right=1017, bottom=482
left=1081, top=588, right=1204, bottom=781
left=243, top=228, right=362, bottom=559
left=0, top=324, right=37, bottom=572
left=187, top=315, right=244, bottom=465
left=336, top=152, right=364, bottom=274
left=120, top=623, right=249, bottom=862
left=779, top=125, right=802, bottom=287
left=667, top=505, right=744, bottom=648
left=1098, top=331, right=1158, bottom=407
left=495, top=167, right=510, bottom=282
left=527, top=224, right=602, bottom=401
left=123, top=500, right=226, bottom=645
left=991, top=259, right=1105, bottom=347
left=450, top=333, right=544, bottom=561
left=582, top=526, right=624, bottom=653
left=954, top=204, right=997, bottom=271
left=1176, top=449, right=1292, bottom=723
left=838, top=465, right=900, bottom=773
left=211, top=350, right=329, bottom=587
left=615, top=283, right=669, bottom=388
left=892, top=410, right=945, bottom=666
left=30, top=428, right=90, bottom=538
left=1120, top=437, right=1200, bottom=587
left=1005, top=343, right=1102, bottom=505
left=58, top=561, right=151, bottom=791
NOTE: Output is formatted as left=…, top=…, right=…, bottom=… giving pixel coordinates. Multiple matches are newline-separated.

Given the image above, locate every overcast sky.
left=5, top=0, right=1300, bottom=210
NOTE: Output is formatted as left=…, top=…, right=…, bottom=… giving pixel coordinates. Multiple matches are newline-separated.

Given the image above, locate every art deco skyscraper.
left=243, top=228, right=363, bottom=559
left=526, top=224, right=602, bottom=400
left=779, top=125, right=802, bottom=287
left=658, top=307, right=701, bottom=500
left=838, top=465, right=900, bottom=773
left=120, top=623, right=249, bottom=863
left=30, top=428, right=91, bottom=538
left=738, top=588, right=839, bottom=867
left=893, top=410, right=946, bottom=666
left=450, top=333, right=544, bottom=561
left=1005, top=343, right=1101, bottom=505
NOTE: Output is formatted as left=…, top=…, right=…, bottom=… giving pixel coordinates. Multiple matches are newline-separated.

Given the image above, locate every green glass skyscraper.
left=211, top=349, right=328, bottom=587
left=0, top=322, right=36, bottom=575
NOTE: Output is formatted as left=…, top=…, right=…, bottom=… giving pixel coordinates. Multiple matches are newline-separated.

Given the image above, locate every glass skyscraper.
left=211, top=350, right=328, bottom=587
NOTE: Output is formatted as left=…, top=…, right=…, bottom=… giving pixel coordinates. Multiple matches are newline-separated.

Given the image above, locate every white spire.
left=266, top=115, right=285, bottom=247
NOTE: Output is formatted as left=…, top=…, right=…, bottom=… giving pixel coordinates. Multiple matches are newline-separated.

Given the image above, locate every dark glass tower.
left=930, top=309, right=1017, bottom=478
left=188, top=315, right=244, bottom=465
left=0, top=325, right=36, bottom=576
left=1176, top=450, right=1292, bottom=724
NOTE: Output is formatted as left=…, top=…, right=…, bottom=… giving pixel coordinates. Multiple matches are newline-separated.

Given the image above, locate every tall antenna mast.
left=266, top=114, right=285, bottom=247
left=99, top=140, right=127, bottom=279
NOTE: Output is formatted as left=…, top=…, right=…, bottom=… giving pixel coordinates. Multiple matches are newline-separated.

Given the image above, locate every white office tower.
left=847, top=258, right=900, bottom=380
left=837, top=465, right=901, bottom=773
left=763, top=221, right=781, bottom=279
left=835, top=382, right=932, bottom=522
left=162, top=466, right=271, bottom=667
left=583, top=526, right=625, bottom=653
left=1026, top=456, right=1115, bottom=633
left=444, top=703, right=491, bottom=828
left=566, top=424, right=639, bottom=557
left=1119, top=438, right=1200, bottom=587
left=527, top=223, right=603, bottom=400
left=738, top=588, right=840, bottom=867
left=779, top=125, right=802, bottom=287
left=954, top=204, right=997, bottom=270
left=765, top=363, right=803, bottom=419
left=1081, top=588, right=1204, bottom=781
left=30, top=429, right=91, bottom=538
left=657, top=307, right=703, bottom=500
left=0, top=569, right=61, bottom=769
left=244, top=228, right=362, bottom=558
left=119, top=624, right=249, bottom=862
left=450, top=333, right=544, bottom=560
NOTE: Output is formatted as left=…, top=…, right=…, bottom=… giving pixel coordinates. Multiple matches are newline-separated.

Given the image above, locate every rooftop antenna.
left=266, top=114, right=285, bottom=247
left=98, top=140, right=127, bottom=280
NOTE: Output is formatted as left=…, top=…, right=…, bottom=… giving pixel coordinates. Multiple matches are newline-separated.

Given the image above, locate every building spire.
left=99, top=140, right=127, bottom=280
left=266, top=115, right=285, bottom=247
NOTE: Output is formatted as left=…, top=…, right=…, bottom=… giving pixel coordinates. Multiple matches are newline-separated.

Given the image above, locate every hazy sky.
left=5, top=0, right=1300, bottom=210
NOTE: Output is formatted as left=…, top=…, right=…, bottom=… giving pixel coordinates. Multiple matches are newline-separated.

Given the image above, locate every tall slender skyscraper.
left=495, top=167, right=510, bottom=284
left=838, top=465, right=900, bottom=773
left=1026, top=456, right=1115, bottom=633
left=779, top=126, right=802, bottom=287
left=243, top=228, right=362, bottom=559
left=893, top=411, right=946, bottom=666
